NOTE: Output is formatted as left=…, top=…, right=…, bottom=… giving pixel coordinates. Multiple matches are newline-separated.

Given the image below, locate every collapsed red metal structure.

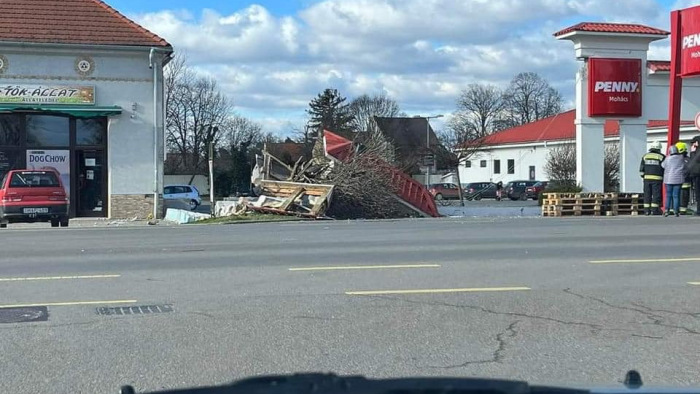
left=323, top=130, right=440, bottom=218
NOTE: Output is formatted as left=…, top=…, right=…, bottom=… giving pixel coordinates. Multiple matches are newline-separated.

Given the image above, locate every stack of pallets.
left=609, top=193, right=645, bottom=216
left=542, top=193, right=607, bottom=217
left=541, top=192, right=641, bottom=217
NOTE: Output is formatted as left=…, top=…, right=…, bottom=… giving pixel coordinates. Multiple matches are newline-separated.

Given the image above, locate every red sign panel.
left=680, top=5, right=700, bottom=77
left=588, top=58, right=642, bottom=117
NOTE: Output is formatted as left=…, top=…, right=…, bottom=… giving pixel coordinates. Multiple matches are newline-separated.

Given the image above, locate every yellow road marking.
left=345, top=286, right=530, bottom=296
left=590, top=257, right=700, bottom=264
left=0, top=274, right=120, bottom=282
left=289, top=264, right=440, bottom=271
left=0, top=300, right=137, bottom=309
left=688, top=282, right=700, bottom=286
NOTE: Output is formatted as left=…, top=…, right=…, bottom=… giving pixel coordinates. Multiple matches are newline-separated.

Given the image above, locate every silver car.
left=164, top=184, right=202, bottom=211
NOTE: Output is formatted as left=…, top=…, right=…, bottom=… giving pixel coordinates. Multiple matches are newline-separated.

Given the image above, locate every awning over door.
left=0, top=104, right=122, bottom=118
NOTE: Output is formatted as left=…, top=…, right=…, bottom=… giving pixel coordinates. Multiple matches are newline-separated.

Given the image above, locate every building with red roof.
left=456, top=21, right=700, bottom=192
left=0, top=0, right=173, bottom=220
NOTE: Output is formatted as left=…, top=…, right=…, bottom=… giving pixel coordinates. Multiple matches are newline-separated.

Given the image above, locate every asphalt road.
left=1, top=217, right=700, bottom=393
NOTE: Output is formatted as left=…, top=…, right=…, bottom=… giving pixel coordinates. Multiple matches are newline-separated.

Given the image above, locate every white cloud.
left=134, top=0, right=682, bottom=134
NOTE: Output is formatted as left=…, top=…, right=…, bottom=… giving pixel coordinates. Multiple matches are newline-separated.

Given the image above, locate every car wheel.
left=434, top=193, right=443, bottom=200
left=0, top=223, right=6, bottom=228
left=51, top=219, right=59, bottom=228
left=59, top=218, right=69, bottom=227
left=473, top=194, right=482, bottom=201
left=189, top=199, right=199, bottom=211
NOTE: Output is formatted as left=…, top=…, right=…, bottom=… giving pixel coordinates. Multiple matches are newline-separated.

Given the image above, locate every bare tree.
left=221, top=115, right=262, bottom=151
left=604, top=143, right=620, bottom=192
left=436, top=126, right=488, bottom=206
left=348, top=93, right=401, bottom=132
left=544, top=142, right=576, bottom=186
left=448, top=84, right=504, bottom=140
left=543, top=142, right=618, bottom=192
left=165, top=54, right=233, bottom=172
left=500, top=72, right=562, bottom=128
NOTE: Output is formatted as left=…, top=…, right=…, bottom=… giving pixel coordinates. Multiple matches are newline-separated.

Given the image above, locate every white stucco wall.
left=646, top=72, right=700, bottom=120
left=459, top=127, right=699, bottom=186
left=0, top=43, right=168, bottom=215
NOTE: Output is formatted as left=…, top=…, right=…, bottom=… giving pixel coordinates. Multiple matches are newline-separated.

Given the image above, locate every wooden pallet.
left=542, top=210, right=602, bottom=217
left=542, top=192, right=642, bottom=217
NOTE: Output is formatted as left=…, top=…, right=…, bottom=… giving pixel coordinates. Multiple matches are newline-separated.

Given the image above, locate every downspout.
left=149, top=48, right=159, bottom=220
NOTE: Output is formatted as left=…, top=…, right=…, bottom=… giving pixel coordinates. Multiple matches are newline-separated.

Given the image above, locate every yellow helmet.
left=676, top=141, right=688, bottom=154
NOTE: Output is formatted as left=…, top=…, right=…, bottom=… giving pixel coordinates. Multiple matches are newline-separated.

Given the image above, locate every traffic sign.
left=695, top=112, right=700, bottom=129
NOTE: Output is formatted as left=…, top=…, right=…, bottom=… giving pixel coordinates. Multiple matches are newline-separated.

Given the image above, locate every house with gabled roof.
left=0, top=0, right=173, bottom=219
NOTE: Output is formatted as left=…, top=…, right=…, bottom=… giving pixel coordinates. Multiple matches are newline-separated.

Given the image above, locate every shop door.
left=75, top=150, right=106, bottom=217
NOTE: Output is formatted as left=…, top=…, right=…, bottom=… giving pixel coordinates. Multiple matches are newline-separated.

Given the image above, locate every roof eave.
left=555, top=30, right=668, bottom=41
left=0, top=40, right=173, bottom=52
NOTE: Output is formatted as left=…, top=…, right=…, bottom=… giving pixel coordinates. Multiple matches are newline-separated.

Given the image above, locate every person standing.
left=677, top=142, right=692, bottom=214
left=687, top=136, right=700, bottom=215
left=495, top=181, right=503, bottom=201
left=662, top=144, right=686, bottom=217
left=639, top=141, right=665, bottom=215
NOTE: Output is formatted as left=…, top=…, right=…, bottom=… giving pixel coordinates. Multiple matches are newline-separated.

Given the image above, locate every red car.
left=0, top=169, right=69, bottom=228
left=428, top=183, right=461, bottom=200
left=525, top=181, right=548, bottom=200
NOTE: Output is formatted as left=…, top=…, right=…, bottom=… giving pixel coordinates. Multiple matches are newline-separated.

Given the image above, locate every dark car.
left=505, top=180, right=539, bottom=201
left=428, top=183, right=461, bottom=200
left=464, top=182, right=497, bottom=200
left=525, top=181, right=548, bottom=200
left=0, top=169, right=69, bottom=228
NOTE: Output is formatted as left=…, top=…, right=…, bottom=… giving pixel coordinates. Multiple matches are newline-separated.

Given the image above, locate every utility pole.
left=414, top=114, right=444, bottom=186
left=208, top=137, right=215, bottom=217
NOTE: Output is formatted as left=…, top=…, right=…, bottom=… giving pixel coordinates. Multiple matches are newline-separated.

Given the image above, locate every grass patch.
left=193, top=213, right=307, bottom=224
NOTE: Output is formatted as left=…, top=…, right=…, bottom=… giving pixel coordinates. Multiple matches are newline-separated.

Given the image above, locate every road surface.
left=1, top=217, right=699, bottom=393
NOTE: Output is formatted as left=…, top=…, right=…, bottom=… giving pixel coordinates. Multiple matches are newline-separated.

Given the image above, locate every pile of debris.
left=232, top=130, right=429, bottom=220
left=216, top=180, right=334, bottom=219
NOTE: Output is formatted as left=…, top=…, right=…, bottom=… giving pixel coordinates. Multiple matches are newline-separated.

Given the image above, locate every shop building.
left=0, top=0, right=172, bottom=218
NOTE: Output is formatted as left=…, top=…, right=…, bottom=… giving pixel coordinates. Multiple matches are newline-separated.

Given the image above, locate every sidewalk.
left=4, top=217, right=176, bottom=229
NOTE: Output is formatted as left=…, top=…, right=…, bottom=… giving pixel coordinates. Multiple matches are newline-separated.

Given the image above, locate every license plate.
left=23, top=208, right=49, bottom=214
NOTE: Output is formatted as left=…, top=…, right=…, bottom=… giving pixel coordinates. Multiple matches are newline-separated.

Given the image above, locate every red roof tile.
left=554, top=22, right=669, bottom=37
left=479, top=110, right=693, bottom=146
left=647, top=60, right=671, bottom=72
left=0, top=0, right=170, bottom=47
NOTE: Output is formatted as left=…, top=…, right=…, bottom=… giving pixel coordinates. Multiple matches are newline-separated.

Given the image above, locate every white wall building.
left=459, top=60, right=700, bottom=189
left=0, top=0, right=172, bottom=218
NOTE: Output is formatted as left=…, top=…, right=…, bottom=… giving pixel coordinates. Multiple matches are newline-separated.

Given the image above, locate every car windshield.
left=9, top=171, right=60, bottom=187
left=3, top=1, right=698, bottom=394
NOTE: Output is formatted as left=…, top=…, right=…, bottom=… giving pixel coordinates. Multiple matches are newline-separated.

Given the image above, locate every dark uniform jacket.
left=639, top=150, right=665, bottom=181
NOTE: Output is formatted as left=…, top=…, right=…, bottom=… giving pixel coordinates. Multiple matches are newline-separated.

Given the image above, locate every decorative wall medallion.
left=0, top=55, right=7, bottom=74
left=75, top=56, right=95, bottom=76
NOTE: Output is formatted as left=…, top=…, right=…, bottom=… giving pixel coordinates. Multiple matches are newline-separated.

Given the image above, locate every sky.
left=108, top=0, right=700, bottom=136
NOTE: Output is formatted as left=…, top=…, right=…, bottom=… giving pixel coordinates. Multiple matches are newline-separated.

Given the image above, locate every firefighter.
left=639, top=141, right=665, bottom=215
left=687, top=136, right=700, bottom=215
left=677, top=141, right=692, bottom=215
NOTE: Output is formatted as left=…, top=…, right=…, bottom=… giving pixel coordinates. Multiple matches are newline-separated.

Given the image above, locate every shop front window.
left=0, top=114, right=21, bottom=146
left=0, top=149, right=25, bottom=182
left=77, top=118, right=106, bottom=146
left=26, top=115, right=69, bottom=147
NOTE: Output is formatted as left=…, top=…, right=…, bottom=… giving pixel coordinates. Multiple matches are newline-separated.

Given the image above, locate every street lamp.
left=414, top=114, right=444, bottom=185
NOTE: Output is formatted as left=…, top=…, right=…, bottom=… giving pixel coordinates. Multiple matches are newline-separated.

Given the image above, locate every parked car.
left=0, top=169, right=69, bottom=228
left=525, top=181, right=549, bottom=200
left=505, top=180, right=540, bottom=200
left=164, top=184, right=202, bottom=210
left=464, top=182, right=498, bottom=200
left=428, top=183, right=461, bottom=200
